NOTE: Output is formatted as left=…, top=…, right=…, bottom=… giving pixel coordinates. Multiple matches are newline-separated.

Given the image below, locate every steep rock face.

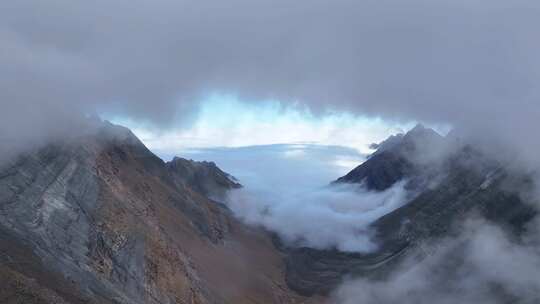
left=334, top=124, right=445, bottom=191
left=285, top=128, right=536, bottom=296
left=0, top=122, right=317, bottom=304
left=167, top=157, right=241, bottom=200
left=334, top=151, right=413, bottom=191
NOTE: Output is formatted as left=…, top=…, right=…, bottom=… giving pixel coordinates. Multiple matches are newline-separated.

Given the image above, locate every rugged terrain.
left=0, top=122, right=319, bottom=304
left=167, top=157, right=241, bottom=200
left=283, top=125, right=537, bottom=296
left=0, top=121, right=537, bottom=303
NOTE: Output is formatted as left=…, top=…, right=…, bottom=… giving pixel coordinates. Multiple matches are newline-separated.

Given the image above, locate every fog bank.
left=334, top=218, right=540, bottom=303
left=181, top=143, right=412, bottom=252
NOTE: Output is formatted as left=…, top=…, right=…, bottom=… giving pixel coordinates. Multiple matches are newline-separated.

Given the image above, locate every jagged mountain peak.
left=167, top=156, right=241, bottom=199
left=369, top=134, right=404, bottom=155
left=336, top=125, right=445, bottom=190
left=401, top=124, right=444, bottom=150
left=405, top=123, right=431, bottom=135
left=99, top=120, right=136, bottom=138
left=405, top=124, right=441, bottom=140
left=368, top=124, right=443, bottom=157
left=95, top=121, right=149, bottom=149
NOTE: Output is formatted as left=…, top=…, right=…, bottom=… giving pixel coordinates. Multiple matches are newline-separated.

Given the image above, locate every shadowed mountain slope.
left=283, top=127, right=536, bottom=296
left=167, top=157, right=241, bottom=200
left=0, top=122, right=318, bottom=304
left=334, top=124, right=445, bottom=191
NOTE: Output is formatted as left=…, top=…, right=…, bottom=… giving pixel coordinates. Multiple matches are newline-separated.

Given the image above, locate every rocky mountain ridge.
left=0, top=121, right=537, bottom=303
left=283, top=125, right=537, bottom=296
left=167, top=156, right=241, bottom=200
left=334, top=124, right=446, bottom=191
left=0, top=122, right=318, bottom=304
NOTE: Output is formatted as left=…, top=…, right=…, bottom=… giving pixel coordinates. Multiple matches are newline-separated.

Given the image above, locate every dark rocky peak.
left=167, top=157, right=241, bottom=200
left=399, top=124, right=445, bottom=154
left=96, top=121, right=149, bottom=152
left=404, top=123, right=438, bottom=138
left=335, top=124, right=449, bottom=191
left=98, top=120, right=135, bottom=139
left=369, top=133, right=404, bottom=156
left=334, top=150, right=414, bottom=191
left=2, top=119, right=153, bottom=167
left=369, top=124, right=445, bottom=158
left=90, top=121, right=171, bottom=182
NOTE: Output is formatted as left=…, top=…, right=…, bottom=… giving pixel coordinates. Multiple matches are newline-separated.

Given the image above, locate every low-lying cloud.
left=181, top=143, right=412, bottom=252
left=334, top=218, right=540, bottom=303
left=226, top=181, right=409, bottom=252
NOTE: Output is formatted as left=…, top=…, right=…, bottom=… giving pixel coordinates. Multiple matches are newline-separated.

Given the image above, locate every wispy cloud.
left=334, top=218, right=540, bottom=303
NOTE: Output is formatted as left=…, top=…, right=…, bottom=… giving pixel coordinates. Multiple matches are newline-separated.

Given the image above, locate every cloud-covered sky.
left=2, top=2, right=540, bottom=300
left=111, top=94, right=420, bottom=154
left=2, top=0, right=540, bottom=159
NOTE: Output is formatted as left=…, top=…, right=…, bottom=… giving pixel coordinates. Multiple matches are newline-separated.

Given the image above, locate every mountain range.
left=0, top=121, right=536, bottom=303
left=285, top=124, right=536, bottom=296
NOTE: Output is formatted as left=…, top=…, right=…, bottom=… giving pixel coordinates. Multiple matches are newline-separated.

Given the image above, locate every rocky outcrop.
left=284, top=127, right=537, bottom=296
left=167, top=157, right=241, bottom=200
left=0, top=122, right=317, bottom=304
left=334, top=124, right=445, bottom=191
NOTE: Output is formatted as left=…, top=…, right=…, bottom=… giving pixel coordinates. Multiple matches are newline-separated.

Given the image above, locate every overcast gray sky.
left=1, top=0, right=540, bottom=160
